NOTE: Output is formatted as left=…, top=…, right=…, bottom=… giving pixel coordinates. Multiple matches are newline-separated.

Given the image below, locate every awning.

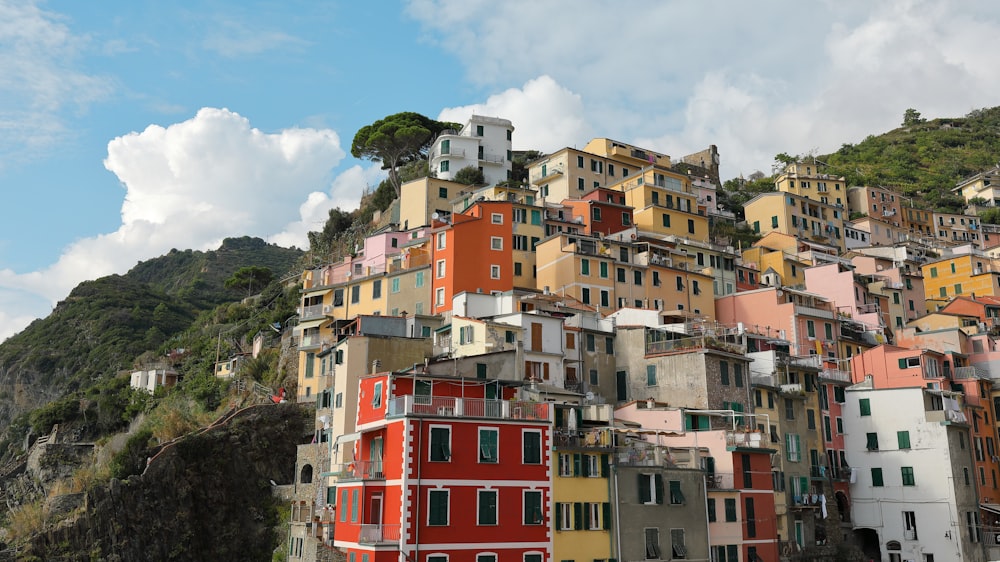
left=303, top=288, right=333, bottom=297
left=296, top=318, right=328, bottom=331
left=334, top=432, right=360, bottom=446
left=981, top=503, right=1000, bottom=515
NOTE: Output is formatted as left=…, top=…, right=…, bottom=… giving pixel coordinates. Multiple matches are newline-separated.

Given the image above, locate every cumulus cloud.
left=438, top=76, right=591, bottom=153
left=0, top=107, right=355, bottom=341
left=409, top=0, right=1000, bottom=177
left=0, top=0, right=112, bottom=165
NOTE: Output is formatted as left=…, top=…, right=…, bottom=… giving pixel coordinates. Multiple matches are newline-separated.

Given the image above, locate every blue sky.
left=3, top=0, right=1000, bottom=341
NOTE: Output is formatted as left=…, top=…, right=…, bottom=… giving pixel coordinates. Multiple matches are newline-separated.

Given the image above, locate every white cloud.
left=409, top=0, right=1000, bottom=178
left=0, top=0, right=112, bottom=164
left=438, top=76, right=591, bottom=153
left=202, top=17, right=306, bottom=57
left=0, top=107, right=348, bottom=340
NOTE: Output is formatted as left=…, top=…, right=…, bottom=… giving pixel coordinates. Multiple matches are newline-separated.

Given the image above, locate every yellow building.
left=552, top=404, right=615, bottom=562
left=740, top=233, right=813, bottom=289
left=921, top=254, right=1000, bottom=309
left=952, top=166, right=1000, bottom=206
left=536, top=232, right=716, bottom=319
left=610, top=167, right=710, bottom=242
left=744, top=191, right=846, bottom=252
left=774, top=161, right=847, bottom=207
left=931, top=211, right=982, bottom=248
left=398, top=177, right=470, bottom=229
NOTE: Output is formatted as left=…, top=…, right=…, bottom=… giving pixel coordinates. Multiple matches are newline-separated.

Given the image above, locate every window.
left=523, top=491, right=543, bottom=524
left=734, top=363, right=743, bottom=387
left=581, top=288, right=590, bottom=304
left=490, top=236, right=503, bottom=250
left=898, top=431, right=911, bottom=449
left=605, top=337, right=615, bottom=354
left=903, top=511, right=917, bottom=540
left=428, top=490, right=449, bottom=525
left=436, top=259, right=446, bottom=278
left=476, top=125, right=484, bottom=136
left=968, top=511, right=981, bottom=543
left=372, top=280, right=382, bottom=299
left=622, top=212, right=631, bottom=226
left=866, top=432, right=879, bottom=451
left=707, top=498, right=716, bottom=522
left=415, top=271, right=425, bottom=288
left=435, top=287, right=445, bottom=307
left=644, top=528, right=661, bottom=560
left=639, top=473, right=664, bottom=504
left=372, top=382, right=382, bottom=408
left=634, top=270, right=643, bottom=285
left=646, top=365, right=657, bottom=386
left=351, top=489, right=359, bottom=522
left=523, top=430, right=542, bottom=464
left=807, top=320, right=815, bottom=338
left=479, top=428, right=498, bottom=463
left=430, top=427, right=451, bottom=461
left=581, top=259, right=590, bottom=275
left=340, top=489, right=348, bottom=522
left=478, top=490, right=498, bottom=525
left=670, top=529, right=687, bottom=559
left=351, top=285, right=360, bottom=304
left=558, top=454, right=573, bottom=477
left=490, top=265, right=501, bottom=279
left=440, top=160, right=449, bottom=173
left=834, top=386, right=845, bottom=403
left=720, top=361, right=730, bottom=385
left=592, top=207, right=602, bottom=221
left=745, top=498, right=756, bottom=537
left=586, top=334, right=595, bottom=351
left=391, top=277, right=400, bottom=293
left=668, top=481, right=684, bottom=505
left=784, top=398, right=795, bottom=420
left=577, top=155, right=584, bottom=168
left=436, top=232, right=447, bottom=249
left=556, top=502, right=571, bottom=529
left=724, top=498, right=737, bottom=521
left=859, top=398, right=871, bottom=416
left=687, top=219, right=695, bottom=234
left=871, top=467, right=884, bottom=486
left=590, top=369, right=599, bottom=386
left=786, top=433, right=801, bottom=462
left=477, top=556, right=496, bottom=562
left=901, top=466, right=915, bottom=486
left=662, top=213, right=671, bottom=228
left=491, top=213, right=504, bottom=224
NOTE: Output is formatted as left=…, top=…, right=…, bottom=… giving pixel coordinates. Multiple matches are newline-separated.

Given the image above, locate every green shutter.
left=574, top=502, right=583, bottom=530
left=898, top=431, right=911, bottom=449
left=898, top=358, right=907, bottom=369
left=574, top=454, right=582, bottom=477
left=582, top=455, right=590, bottom=477
left=707, top=498, right=716, bottom=522
left=582, top=503, right=591, bottom=530
left=638, top=474, right=651, bottom=503
left=555, top=503, right=562, bottom=530
left=601, top=454, right=610, bottom=478
left=602, top=502, right=611, bottom=530
left=654, top=474, right=664, bottom=505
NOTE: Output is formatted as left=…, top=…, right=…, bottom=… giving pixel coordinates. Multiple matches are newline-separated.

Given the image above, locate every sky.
left=2, top=0, right=1000, bottom=342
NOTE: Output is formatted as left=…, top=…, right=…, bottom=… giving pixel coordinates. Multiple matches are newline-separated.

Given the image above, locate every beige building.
left=774, top=161, right=847, bottom=207
left=744, top=191, right=847, bottom=252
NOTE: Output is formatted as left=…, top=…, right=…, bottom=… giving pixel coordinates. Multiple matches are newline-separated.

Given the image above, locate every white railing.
left=820, top=369, right=851, bottom=383
left=299, top=304, right=325, bottom=320
left=359, top=524, right=400, bottom=544
left=386, top=395, right=550, bottom=421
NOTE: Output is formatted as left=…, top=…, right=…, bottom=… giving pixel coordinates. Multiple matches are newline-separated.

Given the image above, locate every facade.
left=330, top=372, right=552, bottom=562
left=774, top=162, right=848, bottom=208
left=953, top=166, right=1000, bottom=206
left=932, top=211, right=982, bottom=248
left=844, top=383, right=983, bottom=562
left=744, top=192, right=846, bottom=252
left=846, top=186, right=904, bottom=228
left=129, top=368, right=178, bottom=393
left=921, top=253, right=1000, bottom=310
left=429, top=115, right=514, bottom=187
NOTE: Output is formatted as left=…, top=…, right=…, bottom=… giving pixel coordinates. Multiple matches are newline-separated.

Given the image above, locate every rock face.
left=22, top=402, right=310, bottom=562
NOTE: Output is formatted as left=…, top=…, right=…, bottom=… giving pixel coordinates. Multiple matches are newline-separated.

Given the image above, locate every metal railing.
left=645, top=334, right=746, bottom=356
left=820, top=368, right=851, bottom=383
left=725, top=430, right=767, bottom=449
left=386, top=395, right=550, bottom=421
left=329, top=460, right=385, bottom=481
left=299, top=303, right=327, bottom=320
left=359, top=524, right=400, bottom=545
left=954, top=366, right=987, bottom=380
left=554, top=428, right=612, bottom=449
left=705, top=472, right=736, bottom=490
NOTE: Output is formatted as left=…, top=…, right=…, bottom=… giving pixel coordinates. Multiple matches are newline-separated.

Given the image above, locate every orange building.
left=430, top=200, right=515, bottom=315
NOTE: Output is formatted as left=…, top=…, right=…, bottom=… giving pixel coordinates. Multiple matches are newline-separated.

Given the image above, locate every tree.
left=351, top=112, right=456, bottom=199
left=902, top=108, right=925, bottom=127
left=453, top=166, right=485, bottom=185
left=224, top=266, right=273, bottom=297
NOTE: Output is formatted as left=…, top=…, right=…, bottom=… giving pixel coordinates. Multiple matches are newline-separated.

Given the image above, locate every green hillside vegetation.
left=719, top=106, right=1000, bottom=215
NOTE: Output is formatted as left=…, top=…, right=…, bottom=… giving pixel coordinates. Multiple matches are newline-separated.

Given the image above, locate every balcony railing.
left=726, top=430, right=766, bottom=449
left=705, top=472, right=736, bottom=490
left=954, top=366, right=987, bottom=380
left=430, top=147, right=465, bottom=160
left=645, top=335, right=746, bottom=356
left=298, top=304, right=329, bottom=320
left=820, top=369, right=851, bottom=383
left=329, top=460, right=385, bottom=481
left=777, top=354, right=823, bottom=370
left=554, top=428, right=612, bottom=449
left=616, top=443, right=672, bottom=467
left=387, top=395, right=550, bottom=422
left=359, top=524, right=400, bottom=545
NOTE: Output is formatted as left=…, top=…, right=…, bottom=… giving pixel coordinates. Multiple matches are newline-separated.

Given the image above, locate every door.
left=370, top=437, right=383, bottom=479
left=616, top=371, right=627, bottom=402
left=369, top=494, right=382, bottom=524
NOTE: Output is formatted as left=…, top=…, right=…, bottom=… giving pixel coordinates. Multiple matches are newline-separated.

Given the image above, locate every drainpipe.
left=611, top=430, right=623, bottom=562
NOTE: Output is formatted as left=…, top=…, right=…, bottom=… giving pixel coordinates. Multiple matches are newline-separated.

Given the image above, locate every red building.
left=431, top=201, right=515, bottom=315
left=331, top=372, right=553, bottom=562
left=561, top=188, right=634, bottom=237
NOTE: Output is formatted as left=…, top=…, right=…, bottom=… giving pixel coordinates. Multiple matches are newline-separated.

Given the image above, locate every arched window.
left=300, top=464, right=313, bottom=484
left=886, top=540, right=901, bottom=551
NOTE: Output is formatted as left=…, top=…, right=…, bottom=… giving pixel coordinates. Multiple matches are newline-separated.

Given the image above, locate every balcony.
left=954, top=366, right=988, bottom=380
left=793, top=305, right=835, bottom=320
left=726, top=429, right=766, bottom=449
left=386, top=395, right=550, bottom=422
left=298, top=303, right=329, bottom=321
left=705, top=472, right=736, bottom=490
left=298, top=333, right=326, bottom=350
left=330, top=460, right=385, bottom=481
left=478, top=152, right=505, bottom=165
left=530, top=165, right=564, bottom=183
left=616, top=443, right=672, bottom=467
left=430, top=147, right=465, bottom=160
left=777, top=354, right=823, bottom=370
left=645, top=334, right=746, bottom=356
left=359, top=524, right=400, bottom=545
left=820, top=368, right=851, bottom=383
left=554, top=428, right=613, bottom=450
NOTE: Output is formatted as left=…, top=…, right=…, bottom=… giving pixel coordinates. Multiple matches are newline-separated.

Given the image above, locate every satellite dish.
left=432, top=212, right=440, bottom=220
left=585, top=391, right=595, bottom=400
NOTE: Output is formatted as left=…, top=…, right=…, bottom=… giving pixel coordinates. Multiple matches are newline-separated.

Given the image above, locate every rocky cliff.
left=17, top=402, right=310, bottom=562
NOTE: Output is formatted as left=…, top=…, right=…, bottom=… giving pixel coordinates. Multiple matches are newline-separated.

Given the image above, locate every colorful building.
left=744, top=191, right=846, bottom=252
left=774, top=162, right=847, bottom=208
left=429, top=115, right=514, bottom=187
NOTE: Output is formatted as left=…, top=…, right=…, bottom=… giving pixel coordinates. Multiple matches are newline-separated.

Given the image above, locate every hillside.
left=0, top=238, right=302, bottom=448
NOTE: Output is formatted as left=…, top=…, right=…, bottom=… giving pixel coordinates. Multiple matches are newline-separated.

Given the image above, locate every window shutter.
left=654, top=474, right=665, bottom=504
left=785, top=433, right=792, bottom=461
left=601, top=454, right=610, bottom=477
left=555, top=503, right=562, bottom=530
left=574, top=454, right=582, bottom=477
left=582, top=456, right=591, bottom=477
left=898, top=358, right=907, bottom=369
left=638, top=474, right=651, bottom=503
left=558, top=454, right=564, bottom=475
left=574, top=502, right=583, bottom=530
left=602, top=502, right=611, bottom=530
left=582, top=503, right=591, bottom=530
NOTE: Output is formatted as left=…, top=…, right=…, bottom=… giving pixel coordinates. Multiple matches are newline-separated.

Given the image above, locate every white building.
left=129, top=368, right=178, bottom=394
left=429, top=115, right=514, bottom=187
left=844, top=382, right=983, bottom=562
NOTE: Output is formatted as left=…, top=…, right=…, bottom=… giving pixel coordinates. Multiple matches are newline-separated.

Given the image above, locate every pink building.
left=716, top=287, right=840, bottom=359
